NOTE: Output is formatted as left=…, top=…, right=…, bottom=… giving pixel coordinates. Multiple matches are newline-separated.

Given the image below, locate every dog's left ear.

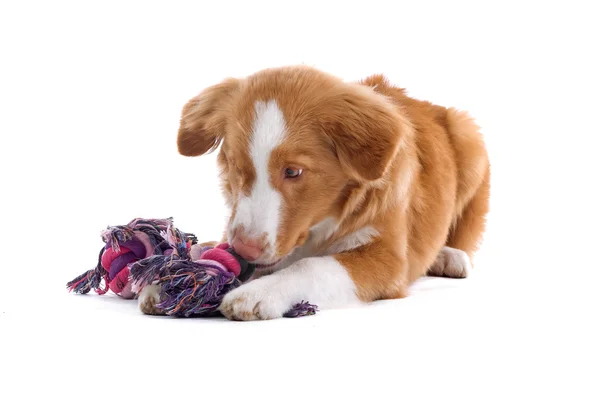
left=177, top=78, right=240, bottom=157
left=323, top=88, right=408, bottom=181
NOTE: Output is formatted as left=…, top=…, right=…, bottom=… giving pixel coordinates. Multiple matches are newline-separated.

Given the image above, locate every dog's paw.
left=428, top=247, right=472, bottom=278
left=219, top=278, right=291, bottom=321
left=138, top=284, right=166, bottom=315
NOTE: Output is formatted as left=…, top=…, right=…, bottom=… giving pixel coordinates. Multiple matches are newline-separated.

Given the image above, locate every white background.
left=1, top=1, right=599, bottom=399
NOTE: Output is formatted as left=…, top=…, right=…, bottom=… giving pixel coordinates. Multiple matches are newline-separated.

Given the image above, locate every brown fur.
left=177, top=66, right=490, bottom=304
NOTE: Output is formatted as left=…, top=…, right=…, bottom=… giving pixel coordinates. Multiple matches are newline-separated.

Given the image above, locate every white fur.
left=429, top=246, right=472, bottom=278
left=137, top=283, right=162, bottom=313
left=138, top=283, right=160, bottom=303
left=326, top=226, right=379, bottom=254
left=256, top=218, right=377, bottom=275
left=230, top=100, right=286, bottom=256
left=257, top=220, right=378, bottom=276
left=247, top=217, right=341, bottom=278
left=219, top=256, right=362, bottom=320
left=443, top=247, right=472, bottom=277
left=309, top=216, right=339, bottom=244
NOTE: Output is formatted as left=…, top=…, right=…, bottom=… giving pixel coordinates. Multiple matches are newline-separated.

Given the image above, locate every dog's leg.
left=219, top=240, right=406, bottom=321
left=427, top=246, right=472, bottom=278
left=445, top=161, right=490, bottom=264
left=138, top=284, right=166, bottom=315
left=219, top=256, right=363, bottom=321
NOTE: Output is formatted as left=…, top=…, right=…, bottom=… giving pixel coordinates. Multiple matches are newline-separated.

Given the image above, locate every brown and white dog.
left=139, top=65, right=490, bottom=320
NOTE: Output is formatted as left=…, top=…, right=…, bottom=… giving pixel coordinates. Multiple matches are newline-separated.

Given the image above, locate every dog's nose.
left=231, top=236, right=265, bottom=262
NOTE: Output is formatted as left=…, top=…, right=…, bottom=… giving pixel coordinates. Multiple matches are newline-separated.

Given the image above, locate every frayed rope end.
left=66, top=248, right=109, bottom=295
left=284, top=301, right=319, bottom=318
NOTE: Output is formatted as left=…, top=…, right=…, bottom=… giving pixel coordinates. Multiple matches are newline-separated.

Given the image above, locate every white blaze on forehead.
left=232, top=100, right=286, bottom=250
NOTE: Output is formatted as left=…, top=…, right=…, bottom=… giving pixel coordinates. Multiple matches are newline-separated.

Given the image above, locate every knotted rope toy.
left=66, top=217, right=318, bottom=318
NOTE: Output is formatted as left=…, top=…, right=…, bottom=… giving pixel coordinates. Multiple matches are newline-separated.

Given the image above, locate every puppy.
left=139, top=66, right=490, bottom=320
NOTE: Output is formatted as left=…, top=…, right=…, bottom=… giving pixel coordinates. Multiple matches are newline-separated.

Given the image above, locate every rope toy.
left=66, top=217, right=318, bottom=318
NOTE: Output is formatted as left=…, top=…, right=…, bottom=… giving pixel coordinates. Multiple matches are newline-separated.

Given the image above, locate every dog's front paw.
left=219, top=278, right=291, bottom=321
left=138, top=284, right=166, bottom=315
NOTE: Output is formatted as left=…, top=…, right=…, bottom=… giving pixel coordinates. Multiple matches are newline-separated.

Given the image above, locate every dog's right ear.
left=177, top=78, right=240, bottom=157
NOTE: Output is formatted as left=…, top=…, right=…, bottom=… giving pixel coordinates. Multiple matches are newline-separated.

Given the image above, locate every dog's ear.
left=322, top=87, right=408, bottom=181
left=177, top=78, right=240, bottom=157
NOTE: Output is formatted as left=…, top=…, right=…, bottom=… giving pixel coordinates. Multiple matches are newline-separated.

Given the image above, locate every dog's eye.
left=284, top=167, right=302, bottom=179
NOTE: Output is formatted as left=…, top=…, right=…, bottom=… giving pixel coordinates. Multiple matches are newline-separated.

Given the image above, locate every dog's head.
left=177, top=66, right=406, bottom=269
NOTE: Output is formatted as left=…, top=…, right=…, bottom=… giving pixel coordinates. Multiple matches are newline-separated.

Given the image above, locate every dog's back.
left=360, top=75, right=490, bottom=282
